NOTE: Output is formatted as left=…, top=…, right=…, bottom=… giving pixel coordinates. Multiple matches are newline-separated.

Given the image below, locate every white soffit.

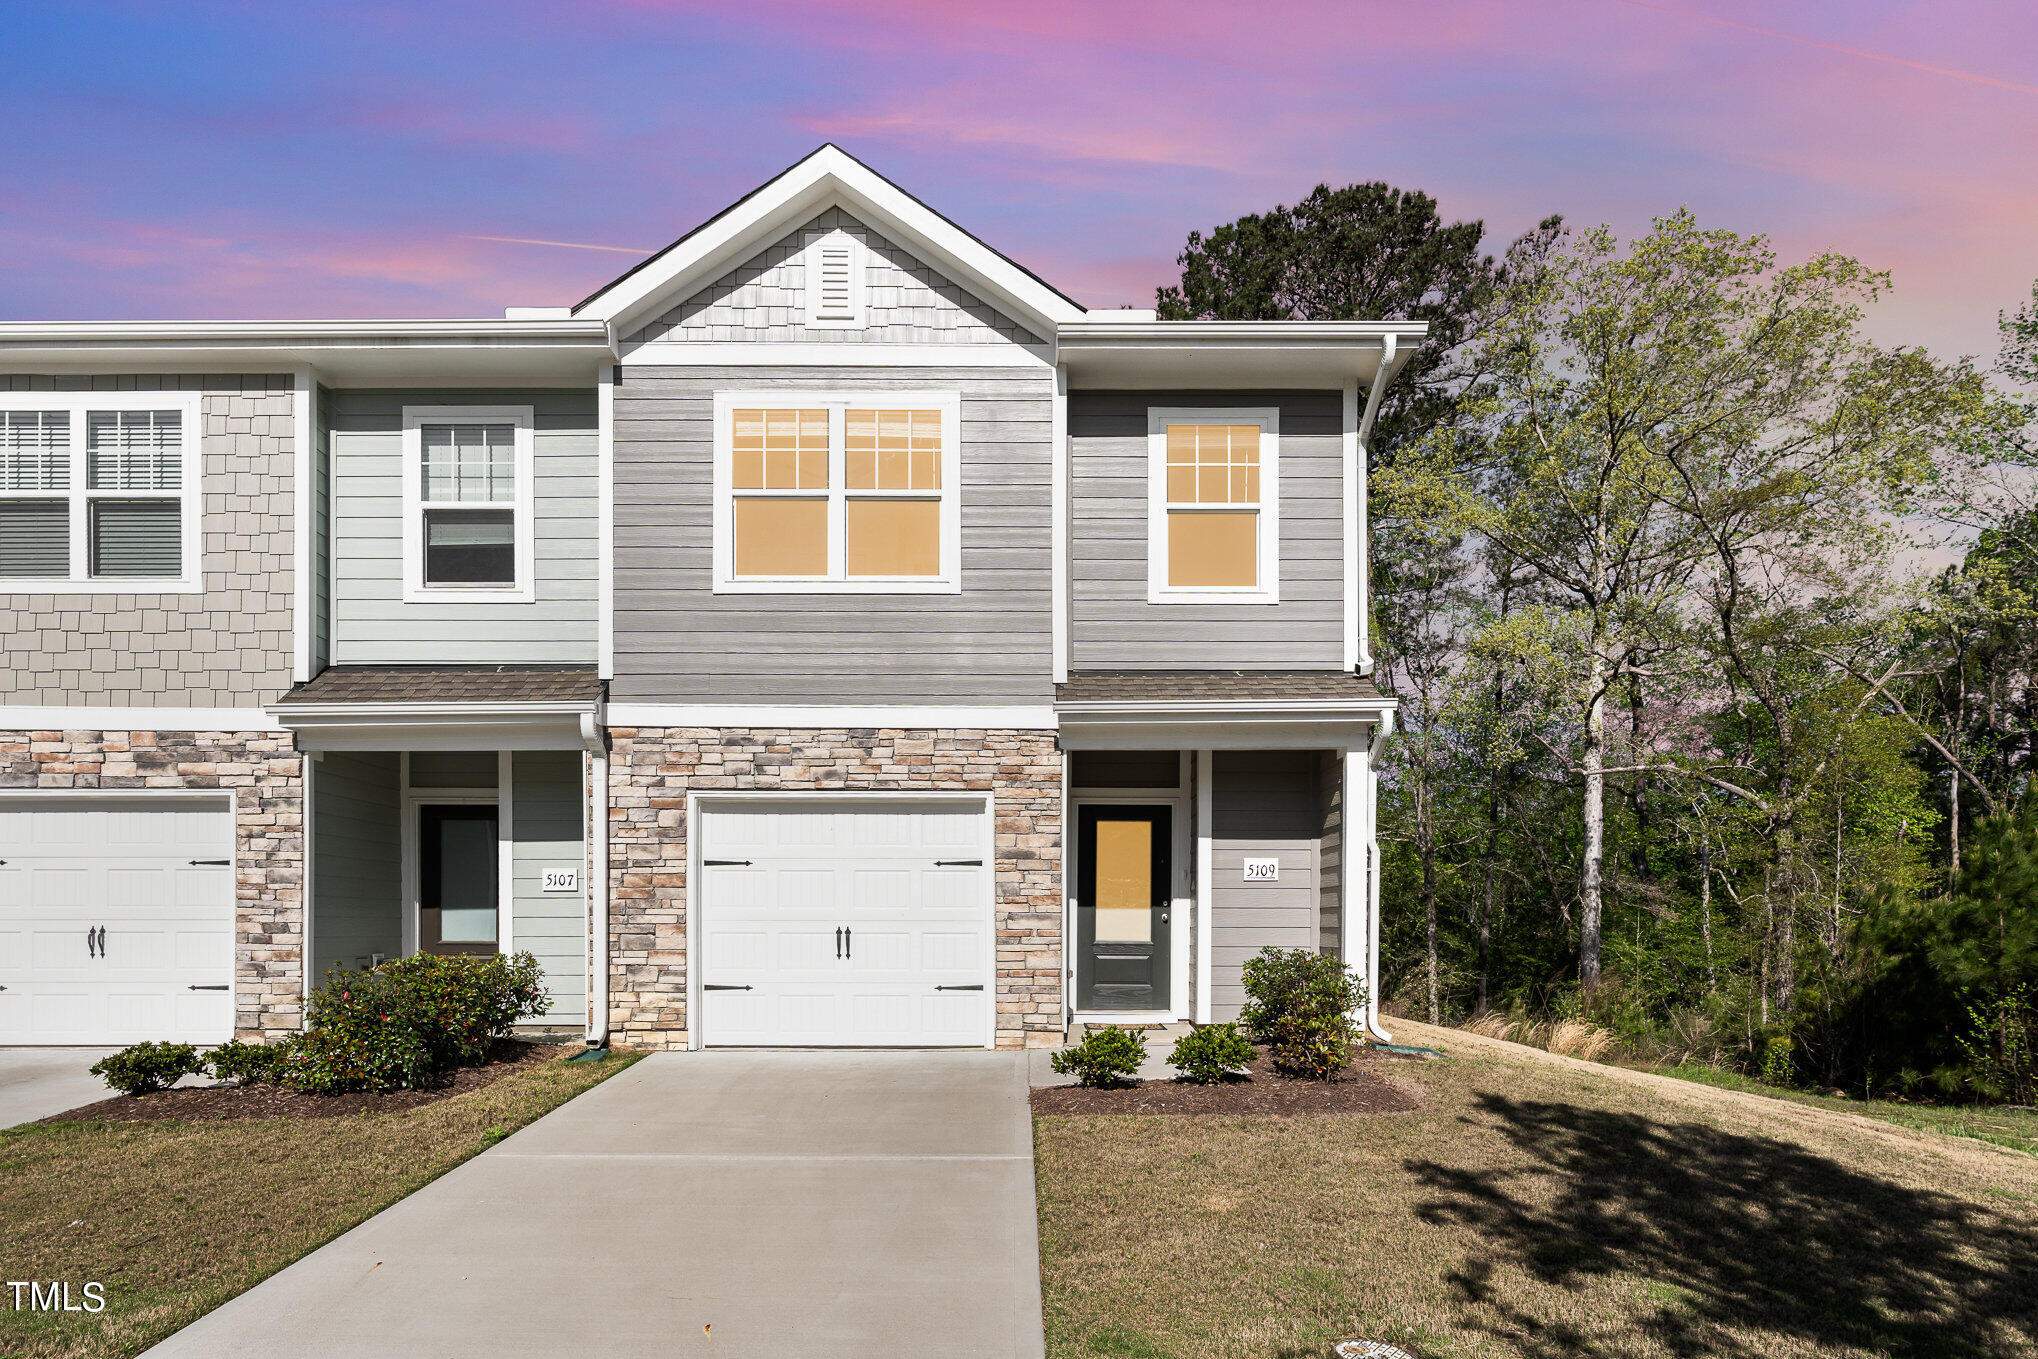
left=574, top=145, right=1088, bottom=342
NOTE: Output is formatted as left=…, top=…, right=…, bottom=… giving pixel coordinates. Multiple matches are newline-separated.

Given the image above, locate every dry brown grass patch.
left=0, top=1047, right=639, bottom=1359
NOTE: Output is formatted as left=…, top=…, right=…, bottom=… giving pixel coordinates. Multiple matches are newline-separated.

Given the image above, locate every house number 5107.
left=1243, top=859, right=1279, bottom=882
left=542, top=869, right=579, bottom=893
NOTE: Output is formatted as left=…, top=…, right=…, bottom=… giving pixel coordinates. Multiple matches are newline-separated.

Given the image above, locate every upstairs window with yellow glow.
left=1148, top=408, right=1280, bottom=603
left=716, top=394, right=960, bottom=593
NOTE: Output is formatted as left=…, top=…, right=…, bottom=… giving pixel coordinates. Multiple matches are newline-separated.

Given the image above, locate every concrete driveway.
left=0, top=1049, right=118, bottom=1128
left=146, top=1050, right=1046, bottom=1359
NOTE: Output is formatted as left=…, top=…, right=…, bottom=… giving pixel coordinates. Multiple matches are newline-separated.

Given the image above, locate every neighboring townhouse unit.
left=0, top=146, right=1415, bottom=1051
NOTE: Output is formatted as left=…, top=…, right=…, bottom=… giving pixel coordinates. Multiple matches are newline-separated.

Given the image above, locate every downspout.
left=1365, top=710, right=1397, bottom=1042
left=580, top=709, right=610, bottom=1047
left=1352, top=335, right=1398, bottom=678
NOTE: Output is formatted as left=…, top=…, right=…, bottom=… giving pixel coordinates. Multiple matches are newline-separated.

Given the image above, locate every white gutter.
left=1363, top=711, right=1397, bottom=1042
left=580, top=712, right=610, bottom=1046
left=1352, top=333, right=1398, bottom=677
left=1056, top=320, right=1429, bottom=343
left=0, top=318, right=611, bottom=345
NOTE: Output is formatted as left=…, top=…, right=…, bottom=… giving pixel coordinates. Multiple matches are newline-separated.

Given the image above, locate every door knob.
left=1160, top=912, right=1170, bottom=922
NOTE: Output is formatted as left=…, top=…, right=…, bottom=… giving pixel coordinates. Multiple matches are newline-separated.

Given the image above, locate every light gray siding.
left=510, top=750, right=585, bottom=1024
left=1069, top=391, right=1346, bottom=670
left=625, top=208, right=1047, bottom=353
left=1318, top=749, right=1342, bottom=956
left=327, top=388, right=597, bottom=664
left=0, top=373, right=295, bottom=705
left=1208, top=750, right=1324, bottom=1022
left=612, top=364, right=1055, bottom=704
left=310, top=750, right=402, bottom=980
left=313, top=384, right=331, bottom=672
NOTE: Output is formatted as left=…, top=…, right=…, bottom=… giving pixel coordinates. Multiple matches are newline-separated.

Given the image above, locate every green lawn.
left=1650, top=1062, right=2038, bottom=1156
left=0, top=1049, right=639, bottom=1359
left=1036, top=1038, right=2038, bottom=1358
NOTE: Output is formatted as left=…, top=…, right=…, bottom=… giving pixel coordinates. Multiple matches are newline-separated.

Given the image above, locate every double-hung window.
left=402, top=405, right=535, bottom=603
left=0, top=392, right=202, bottom=591
left=713, top=392, right=960, bottom=593
left=1147, top=407, right=1280, bottom=604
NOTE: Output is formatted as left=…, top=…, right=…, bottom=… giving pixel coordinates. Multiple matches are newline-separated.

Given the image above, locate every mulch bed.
left=1030, top=1046, right=1426, bottom=1117
left=38, top=1040, right=565, bottom=1125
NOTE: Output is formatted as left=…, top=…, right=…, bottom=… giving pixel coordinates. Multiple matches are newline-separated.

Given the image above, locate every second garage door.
left=697, top=798, right=992, bottom=1047
left=0, top=797, right=237, bottom=1046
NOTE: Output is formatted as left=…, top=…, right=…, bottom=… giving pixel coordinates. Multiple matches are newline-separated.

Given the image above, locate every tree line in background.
left=1160, top=188, right=2038, bottom=1102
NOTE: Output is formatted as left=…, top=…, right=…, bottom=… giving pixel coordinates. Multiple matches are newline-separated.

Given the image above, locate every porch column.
left=1194, top=749, right=1214, bottom=1024
left=582, top=716, right=609, bottom=1045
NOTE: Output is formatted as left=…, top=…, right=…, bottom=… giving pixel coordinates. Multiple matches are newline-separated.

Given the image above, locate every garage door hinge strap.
left=935, top=859, right=984, bottom=866
left=188, top=984, right=229, bottom=991
left=704, top=984, right=753, bottom=991
left=936, top=984, right=985, bottom=991
left=189, top=859, right=231, bottom=866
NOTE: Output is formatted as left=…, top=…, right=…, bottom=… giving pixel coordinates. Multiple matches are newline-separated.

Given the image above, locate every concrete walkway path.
left=0, top=1048, right=120, bottom=1128
left=146, top=1051, right=1046, bottom=1359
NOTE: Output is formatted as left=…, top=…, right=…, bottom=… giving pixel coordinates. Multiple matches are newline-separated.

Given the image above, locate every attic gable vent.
left=802, top=230, right=867, bottom=329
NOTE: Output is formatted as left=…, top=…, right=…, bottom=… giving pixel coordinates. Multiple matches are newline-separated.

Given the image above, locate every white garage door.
left=698, top=799, right=991, bottom=1047
left=0, top=798, right=236, bottom=1045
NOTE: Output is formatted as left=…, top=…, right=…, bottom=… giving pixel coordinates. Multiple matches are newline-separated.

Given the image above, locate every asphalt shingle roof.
left=1055, top=670, right=1389, bottom=705
left=278, top=665, right=602, bottom=706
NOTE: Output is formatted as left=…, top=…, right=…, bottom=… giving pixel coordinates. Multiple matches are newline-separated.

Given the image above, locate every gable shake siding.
left=0, top=373, right=296, bottom=706
left=325, top=388, right=598, bottom=665
left=612, top=364, right=1055, bottom=704
left=1069, top=390, right=1346, bottom=670
left=624, top=208, right=1049, bottom=352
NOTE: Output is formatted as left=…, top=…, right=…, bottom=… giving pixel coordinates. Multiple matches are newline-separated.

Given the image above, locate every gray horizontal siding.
left=1070, top=391, right=1346, bottom=669
left=1208, top=750, right=1324, bottom=1022
left=612, top=365, right=1055, bottom=704
left=310, top=750, right=402, bottom=980
left=511, top=750, right=585, bottom=1024
left=327, top=388, right=597, bottom=664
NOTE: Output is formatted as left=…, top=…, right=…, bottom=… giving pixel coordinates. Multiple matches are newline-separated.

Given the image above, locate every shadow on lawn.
left=1406, top=1095, right=2038, bottom=1359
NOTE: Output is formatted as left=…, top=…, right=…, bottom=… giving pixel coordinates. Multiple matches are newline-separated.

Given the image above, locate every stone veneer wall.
left=0, top=728, right=305, bottom=1038
left=607, top=728, right=1063, bottom=1050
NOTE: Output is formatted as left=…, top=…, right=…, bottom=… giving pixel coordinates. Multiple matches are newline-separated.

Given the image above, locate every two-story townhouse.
left=0, top=146, right=1414, bottom=1052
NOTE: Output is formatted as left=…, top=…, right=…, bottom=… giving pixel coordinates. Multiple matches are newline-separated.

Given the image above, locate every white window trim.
left=401, top=404, right=536, bottom=605
left=1146, top=406, right=1281, bottom=606
left=0, top=390, right=204, bottom=595
left=711, top=390, right=962, bottom=595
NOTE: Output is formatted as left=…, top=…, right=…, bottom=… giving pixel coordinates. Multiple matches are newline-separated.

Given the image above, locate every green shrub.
left=1269, top=999, right=1356, bottom=1080
left=1049, top=1026, right=1147, bottom=1088
left=1168, top=1023, right=1256, bottom=1084
left=90, top=1041, right=202, bottom=1096
left=203, top=1038, right=294, bottom=1086
left=289, top=951, right=550, bottom=1095
left=1238, top=947, right=1366, bottom=1044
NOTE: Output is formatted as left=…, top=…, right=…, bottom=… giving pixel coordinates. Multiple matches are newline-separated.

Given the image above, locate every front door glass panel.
left=421, top=805, right=498, bottom=955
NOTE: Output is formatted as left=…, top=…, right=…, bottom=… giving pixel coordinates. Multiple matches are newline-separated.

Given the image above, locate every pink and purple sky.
left=4, top=0, right=2033, bottom=364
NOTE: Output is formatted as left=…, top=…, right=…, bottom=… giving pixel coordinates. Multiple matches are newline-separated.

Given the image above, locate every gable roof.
left=575, top=145, right=1087, bottom=342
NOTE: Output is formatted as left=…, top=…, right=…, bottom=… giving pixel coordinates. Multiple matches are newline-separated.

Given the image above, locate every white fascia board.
left=270, top=700, right=599, bottom=721
left=0, top=706, right=286, bottom=732
left=618, top=341, right=1052, bottom=369
left=1059, top=719, right=1375, bottom=751
left=1057, top=321, right=1429, bottom=343
left=0, top=319, right=609, bottom=344
left=605, top=703, right=1058, bottom=730
left=1056, top=698, right=1398, bottom=720
left=582, top=146, right=1086, bottom=342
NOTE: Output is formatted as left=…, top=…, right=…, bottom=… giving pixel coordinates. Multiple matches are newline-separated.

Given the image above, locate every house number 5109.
left=1243, top=859, right=1279, bottom=882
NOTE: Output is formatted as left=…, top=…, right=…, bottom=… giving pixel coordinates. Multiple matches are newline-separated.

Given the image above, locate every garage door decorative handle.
left=188, top=984, right=229, bottom=991
left=835, top=926, right=844, bottom=959
left=935, top=984, right=984, bottom=991
left=95, top=926, right=107, bottom=957
left=704, top=984, right=753, bottom=991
